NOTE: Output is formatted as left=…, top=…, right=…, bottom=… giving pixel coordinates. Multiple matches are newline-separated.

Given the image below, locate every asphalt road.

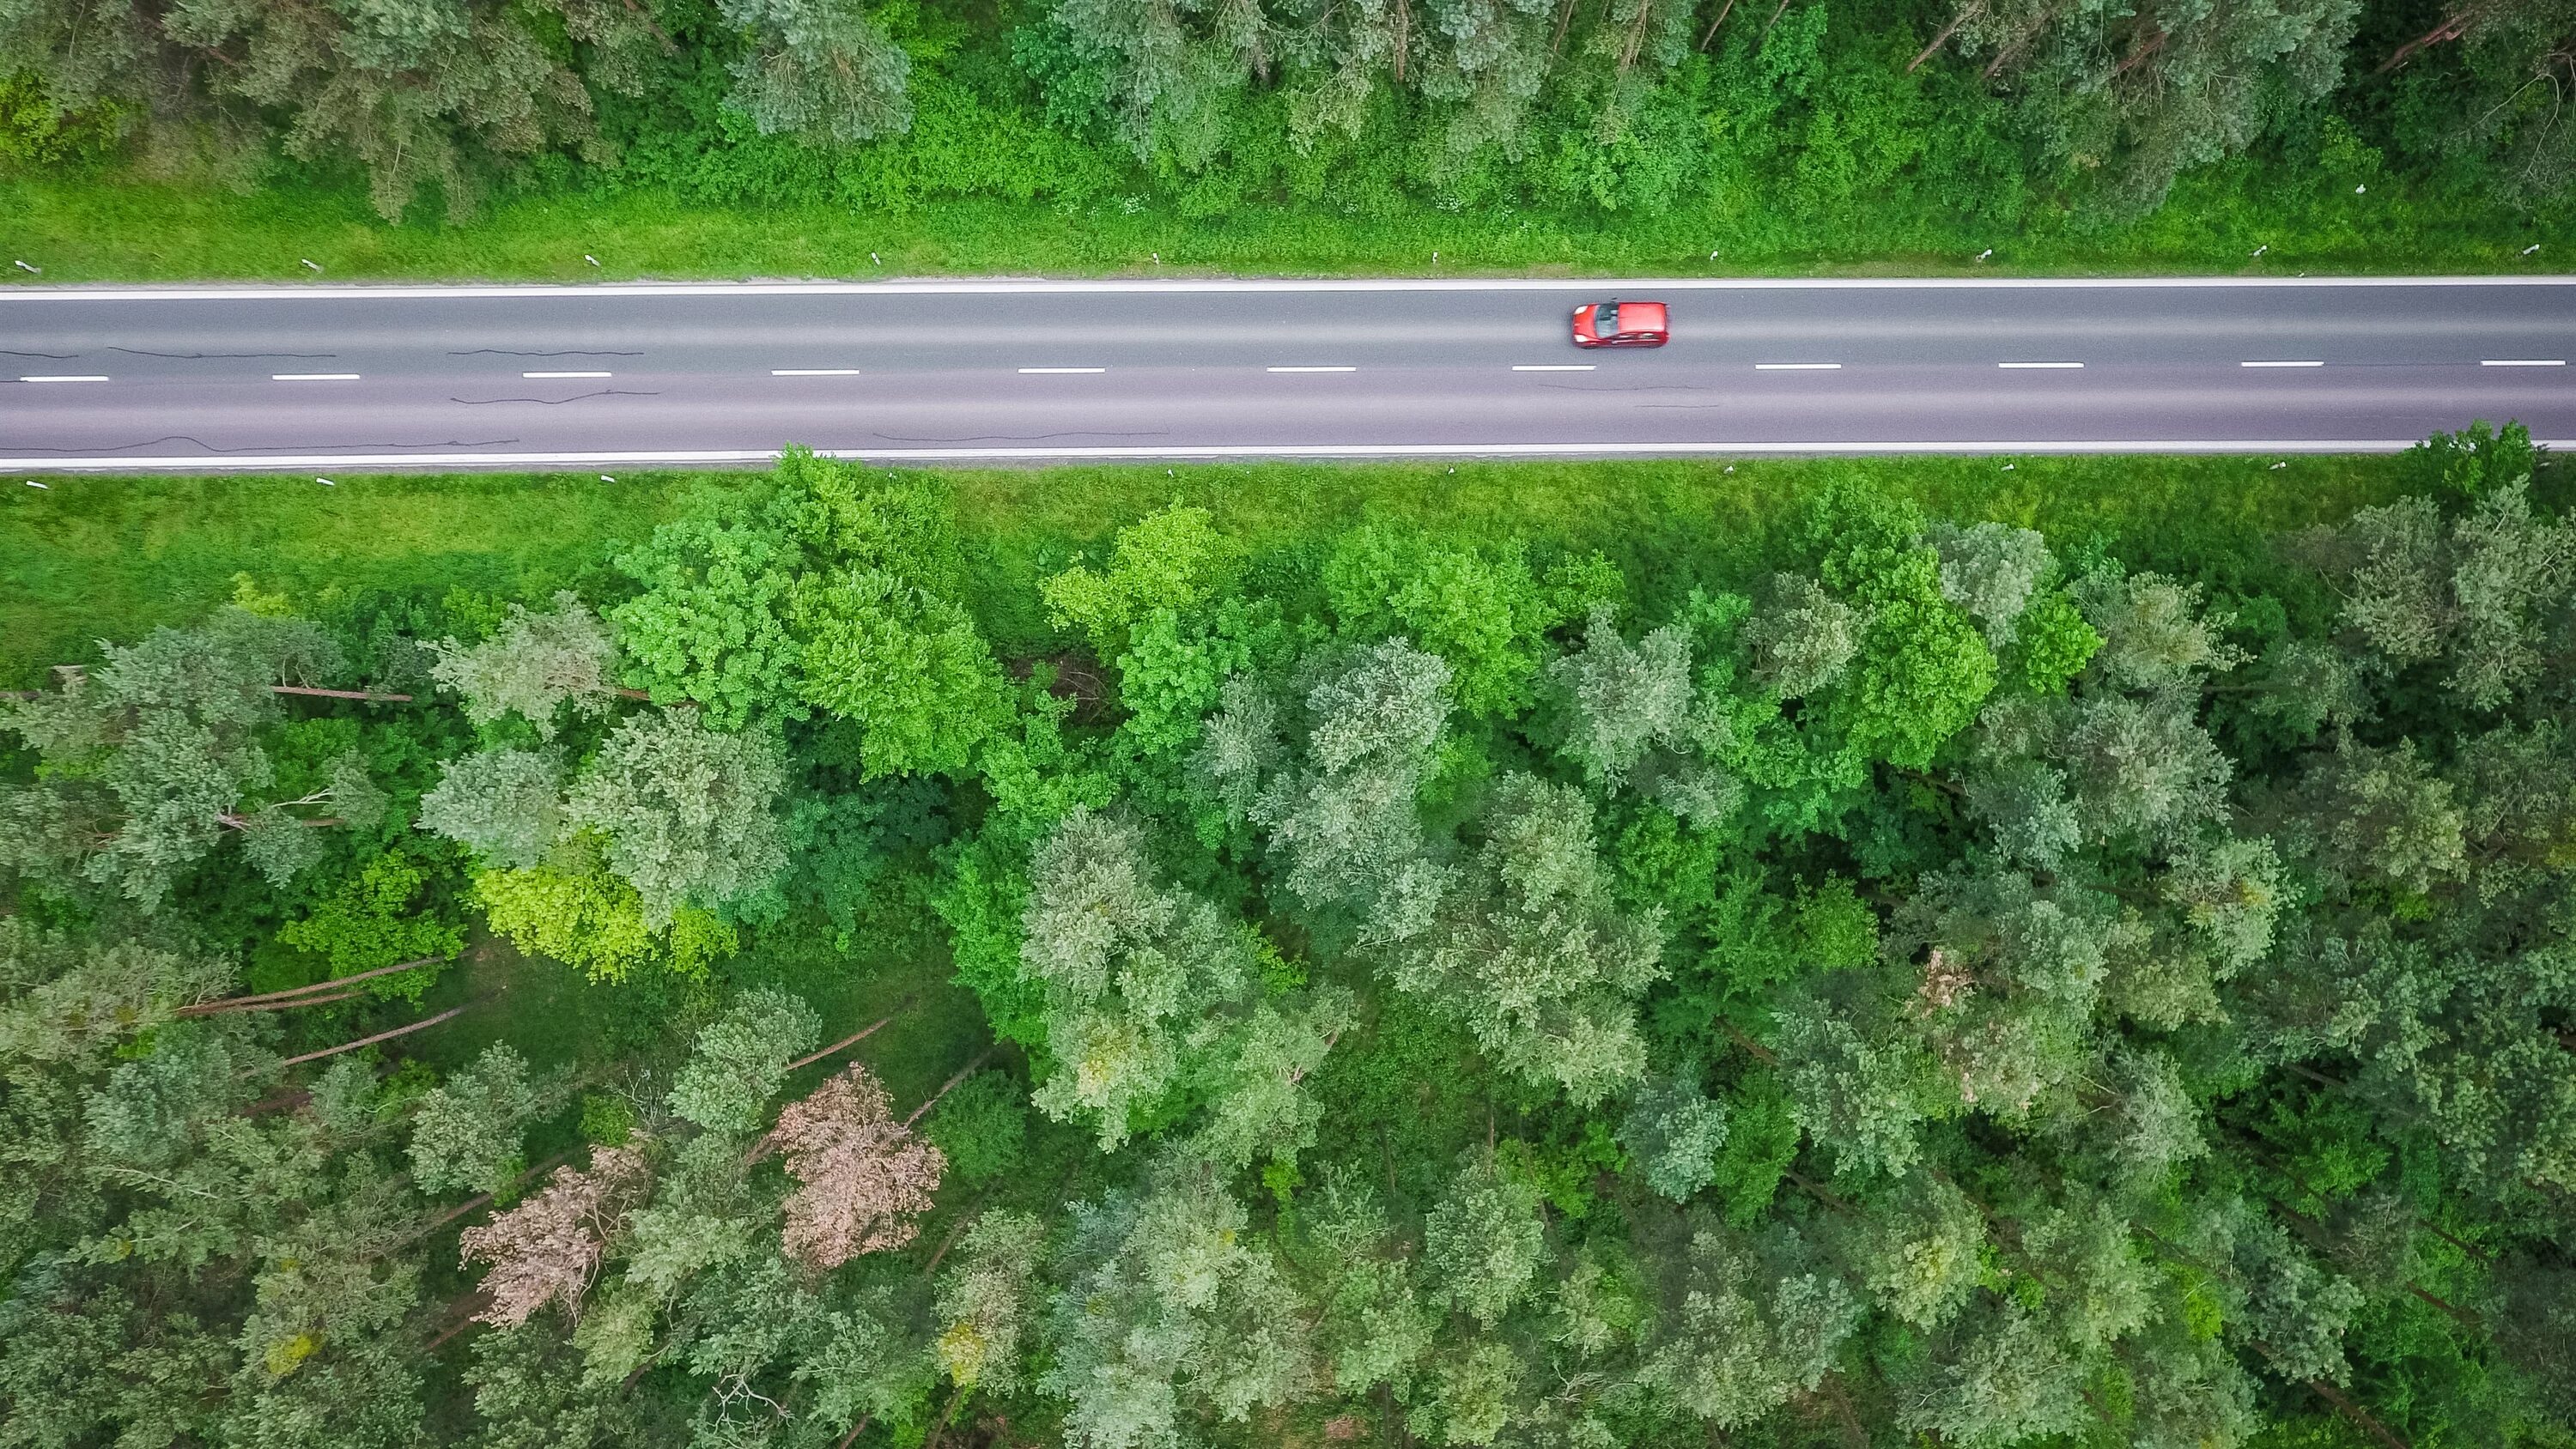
left=6, top=277, right=2576, bottom=470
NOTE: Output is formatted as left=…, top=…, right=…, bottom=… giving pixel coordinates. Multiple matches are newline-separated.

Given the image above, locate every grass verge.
left=1, top=161, right=2571, bottom=284
left=0, top=452, right=2467, bottom=687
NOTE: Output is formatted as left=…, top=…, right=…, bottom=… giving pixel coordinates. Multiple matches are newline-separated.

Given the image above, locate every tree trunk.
left=2378, top=9, right=2474, bottom=72
left=1698, top=0, right=1737, bottom=48
left=268, top=1003, right=471, bottom=1070
left=180, top=955, right=444, bottom=1016
left=270, top=684, right=416, bottom=701
left=2300, top=1373, right=2412, bottom=1449
left=905, top=1046, right=999, bottom=1129
left=786, top=996, right=919, bottom=1071
left=1907, top=1, right=1979, bottom=70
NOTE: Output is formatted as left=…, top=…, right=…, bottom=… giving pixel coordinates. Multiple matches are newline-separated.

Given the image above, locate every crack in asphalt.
left=109, top=347, right=338, bottom=360
left=1, top=349, right=80, bottom=360
left=449, top=390, right=662, bottom=405
left=3, top=434, right=521, bottom=454
left=447, top=348, right=646, bottom=357
left=867, top=428, right=1172, bottom=443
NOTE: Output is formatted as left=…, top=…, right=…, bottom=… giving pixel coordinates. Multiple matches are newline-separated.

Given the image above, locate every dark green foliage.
left=3, top=445, right=2574, bottom=1449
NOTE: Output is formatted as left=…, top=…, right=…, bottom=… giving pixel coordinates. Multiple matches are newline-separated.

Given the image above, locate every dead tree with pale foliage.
left=458, top=1144, right=648, bottom=1326
left=768, top=1063, right=945, bottom=1271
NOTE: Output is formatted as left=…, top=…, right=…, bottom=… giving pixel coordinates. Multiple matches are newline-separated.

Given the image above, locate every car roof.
left=1615, top=300, right=1668, bottom=330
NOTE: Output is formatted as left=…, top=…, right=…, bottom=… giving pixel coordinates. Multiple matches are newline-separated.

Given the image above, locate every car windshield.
left=1596, top=303, right=1619, bottom=332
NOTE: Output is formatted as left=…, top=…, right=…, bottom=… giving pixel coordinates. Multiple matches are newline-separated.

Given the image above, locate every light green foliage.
left=1619, top=1062, right=1729, bottom=1201
left=1224, top=640, right=1456, bottom=947
left=934, top=1210, right=1049, bottom=1395
left=276, top=849, right=465, bottom=990
left=1112, top=599, right=1281, bottom=760
left=1638, top=1219, right=1860, bottom=1429
left=563, top=709, right=791, bottom=926
left=461, top=1324, right=639, bottom=1449
left=2329, top=483, right=2566, bottom=710
left=1905, top=1302, right=2092, bottom=1446
left=2008, top=591, right=2105, bottom=693
left=471, top=846, right=739, bottom=982
left=793, top=566, right=1008, bottom=778
left=1771, top=987, right=1939, bottom=1179
left=0, top=608, right=361, bottom=904
left=1425, top=1154, right=1552, bottom=1328
left=1843, top=1172, right=1984, bottom=1330
left=1042, top=504, right=1239, bottom=658
left=1018, top=805, right=1258, bottom=1148
left=1794, top=487, right=1998, bottom=768
left=665, top=988, right=822, bottom=1137
left=1390, top=774, right=1665, bottom=1105
left=417, top=749, right=568, bottom=870
left=1924, top=520, right=2056, bottom=646
left=1291, top=1167, right=1437, bottom=1397
left=1323, top=526, right=1567, bottom=718
left=1740, top=574, right=1861, bottom=699
left=427, top=591, right=622, bottom=740
left=2074, top=567, right=2245, bottom=694
left=611, top=510, right=806, bottom=731
left=1890, top=866, right=2119, bottom=1119
left=0, top=921, right=234, bottom=1068
left=1185, top=987, right=1358, bottom=1171
left=2298, top=738, right=2469, bottom=895
left=409, top=1044, right=547, bottom=1196
left=1040, top=1164, right=1315, bottom=1446
left=1546, top=605, right=1696, bottom=785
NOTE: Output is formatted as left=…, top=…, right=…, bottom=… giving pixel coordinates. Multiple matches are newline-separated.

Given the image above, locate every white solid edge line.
left=15, top=275, right=2576, bottom=300
left=1998, top=361, right=2085, bottom=369
left=2241, top=360, right=2325, bottom=367
left=1511, top=364, right=1595, bottom=371
left=272, top=373, right=361, bottom=381
left=1018, top=367, right=1107, bottom=373
left=15, top=440, right=2573, bottom=471
left=771, top=368, right=862, bottom=376
left=521, top=370, right=612, bottom=379
left=2481, top=358, right=2567, bottom=366
left=1267, top=365, right=1358, bottom=373
left=1754, top=362, right=1842, bottom=370
left=17, top=374, right=110, bottom=382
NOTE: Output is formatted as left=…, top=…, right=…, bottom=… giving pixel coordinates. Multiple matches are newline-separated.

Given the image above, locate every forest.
left=3, top=0, right=2575, bottom=260
left=0, top=434, right=2571, bottom=1447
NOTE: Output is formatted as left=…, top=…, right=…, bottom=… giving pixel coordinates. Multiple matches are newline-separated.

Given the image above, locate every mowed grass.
left=1, top=160, right=2570, bottom=284
left=0, top=452, right=2463, bottom=687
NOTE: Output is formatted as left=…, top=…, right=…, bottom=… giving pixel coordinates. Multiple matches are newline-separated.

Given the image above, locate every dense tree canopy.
left=3, top=440, right=2573, bottom=1449
left=8, top=0, right=2575, bottom=239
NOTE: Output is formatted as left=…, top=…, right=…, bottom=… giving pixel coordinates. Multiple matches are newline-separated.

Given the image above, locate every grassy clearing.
left=0, top=452, right=2453, bottom=687
left=2, top=161, right=2570, bottom=284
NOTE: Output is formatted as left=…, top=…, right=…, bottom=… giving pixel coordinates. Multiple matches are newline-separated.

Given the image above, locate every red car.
left=1572, top=300, right=1668, bottom=349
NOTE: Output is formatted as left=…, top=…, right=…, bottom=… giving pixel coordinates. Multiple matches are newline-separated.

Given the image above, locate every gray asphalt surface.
left=5, top=278, right=2576, bottom=469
